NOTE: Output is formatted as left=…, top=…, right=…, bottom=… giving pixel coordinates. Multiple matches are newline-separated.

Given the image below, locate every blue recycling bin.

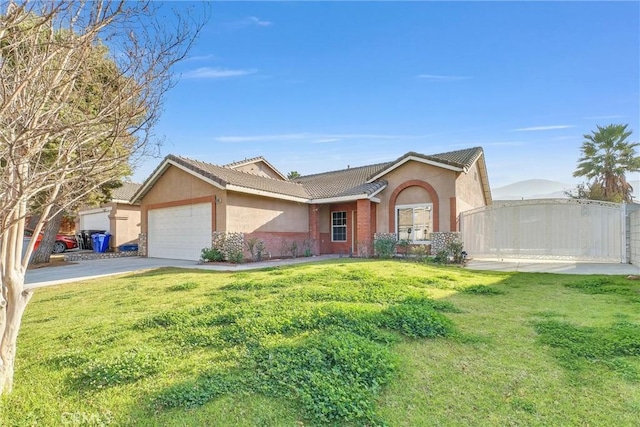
left=91, top=233, right=111, bottom=253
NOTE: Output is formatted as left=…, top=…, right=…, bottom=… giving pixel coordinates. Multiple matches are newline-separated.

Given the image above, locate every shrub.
left=433, top=249, right=449, bottom=264
left=246, top=237, right=267, bottom=261
left=302, top=238, right=314, bottom=257
left=201, top=247, right=223, bottom=262
left=431, top=240, right=465, bottom=264
left=246, top=237, right=259, bottom=261
left=226, top=249, right=244, bottom=264
left=396, top=239, right=411, bottom=257
left=289, top=241, right=298, bottom=258
left=255, top=240, right=266, bottom=261
left=410, top=244, right=430, bottom=261
left=373, top=233, right=397, bottom=259
left=449, top=241, right=465, bottom=264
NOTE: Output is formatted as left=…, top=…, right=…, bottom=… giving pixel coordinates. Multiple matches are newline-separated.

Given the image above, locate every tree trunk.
left=0, top=271, right=33, bottom=394
left=29, top=208, right=64, bottom=265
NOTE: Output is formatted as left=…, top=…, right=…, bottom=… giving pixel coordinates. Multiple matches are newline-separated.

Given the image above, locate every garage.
left=148, top=203, right=212, bottom=260
left=79, top=207, right=111, bottom=232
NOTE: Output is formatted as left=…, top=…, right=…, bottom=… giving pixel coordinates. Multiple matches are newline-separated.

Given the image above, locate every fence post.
left=621, top=202, right=628, bottom=264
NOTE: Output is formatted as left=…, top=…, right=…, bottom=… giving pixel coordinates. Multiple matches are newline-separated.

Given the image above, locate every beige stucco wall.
left=110, top=203, right=141, bottom=247
left=226, top=192, right=308, bottom=233
left=455, top=161, right=488, bottom=215
left=76, top=201, right=141, bottom=249
left=375, top=161, right=457, bottom=233
left=395, top=186, right=433, bottom=205
left=140, top=166, right=224, bottom=233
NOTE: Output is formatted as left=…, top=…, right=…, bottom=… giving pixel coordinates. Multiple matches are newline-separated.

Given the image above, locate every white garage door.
left=148, top=203, right=212, bottom=260
left=80, top=210, right=111, bottom=232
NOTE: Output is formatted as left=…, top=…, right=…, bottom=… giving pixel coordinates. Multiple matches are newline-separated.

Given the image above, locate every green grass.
left=3, top=260, right=640, bottom=426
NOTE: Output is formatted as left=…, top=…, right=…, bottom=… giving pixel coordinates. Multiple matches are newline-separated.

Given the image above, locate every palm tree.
left=287, top=171, right=301, bottom=180
left=573, top=124, right=640, bottom=203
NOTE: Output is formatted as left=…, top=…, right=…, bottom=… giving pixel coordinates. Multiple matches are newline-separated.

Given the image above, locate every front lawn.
left=2, top=260, right=639, bottom=425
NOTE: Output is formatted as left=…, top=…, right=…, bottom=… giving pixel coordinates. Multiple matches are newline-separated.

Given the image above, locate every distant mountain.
left=492, top=179, right=640, bottom=201
left=491, top=179, right=573, bottom=200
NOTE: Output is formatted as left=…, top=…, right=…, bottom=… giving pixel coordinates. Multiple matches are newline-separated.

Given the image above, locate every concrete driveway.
left=465, top=258, right=640, bottom=275
left=25, top=255, right=340, bottom=289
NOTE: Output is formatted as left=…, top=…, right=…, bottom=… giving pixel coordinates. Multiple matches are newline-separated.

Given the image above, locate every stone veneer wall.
left=138, top=232, right=147, bottom=257
left=430, top=232, right=461, bottom=255
left=212, top=231, right=245, bottom=259
left=64, top=250, right=139, bottom=262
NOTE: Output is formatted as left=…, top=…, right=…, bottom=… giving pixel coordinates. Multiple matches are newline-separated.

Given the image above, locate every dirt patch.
left=27, top=255, right=77, bottom=270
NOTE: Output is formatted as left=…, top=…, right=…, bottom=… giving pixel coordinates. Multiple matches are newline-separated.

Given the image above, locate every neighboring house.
left=131, top=148, right=492, bottom=261
left=76, top=182, right=142, bottom=250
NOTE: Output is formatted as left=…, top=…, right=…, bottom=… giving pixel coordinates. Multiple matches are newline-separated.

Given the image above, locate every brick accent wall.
left=319, top=232, right=331, bottom=254
left=356, top=199, right=372, bottom=257
left=308, top=205, right=321, bottom=255
left=244, top=231, right=313, bottom=258
left=329, top=202, right=357, bottom=255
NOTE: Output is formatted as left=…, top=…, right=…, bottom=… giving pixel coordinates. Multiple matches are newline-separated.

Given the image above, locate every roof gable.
left=132, top=155, right=309, bottom=203
left=366, top=147, right=484, bottom=182
left=223, top=156, right=287, bottom=180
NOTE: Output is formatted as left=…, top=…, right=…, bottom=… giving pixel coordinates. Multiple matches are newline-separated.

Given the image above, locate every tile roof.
left=295, top=147, right=485, bottom=198
left=170, top=155, right=309, bottom=199
left=294, top=162, right=391, bottom=199
left=112, top=182, right=141, bottom=202
left=134, top=147, right=487, bottom=203
left=424, top=146, right=484, bottom=170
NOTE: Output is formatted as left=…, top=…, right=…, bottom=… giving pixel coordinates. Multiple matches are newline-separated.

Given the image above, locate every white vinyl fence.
left=629, top=208, right=640, bottom=265
left=460, top=199, right=624, bottom=262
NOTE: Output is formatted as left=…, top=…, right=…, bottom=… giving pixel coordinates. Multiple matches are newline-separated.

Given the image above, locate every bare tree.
left=0, top=0, right=205, bottom=394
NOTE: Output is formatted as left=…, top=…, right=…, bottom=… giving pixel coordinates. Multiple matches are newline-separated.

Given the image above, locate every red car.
left=25, top=229, right=78, bottom=254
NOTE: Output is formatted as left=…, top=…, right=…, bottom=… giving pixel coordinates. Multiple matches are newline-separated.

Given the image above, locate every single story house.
left=76, top=182, right=142, bottom=250
left=131, top=147, right=492, bottom=261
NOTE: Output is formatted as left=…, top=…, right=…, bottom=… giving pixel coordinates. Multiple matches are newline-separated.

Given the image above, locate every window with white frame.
left=396, top=204, right=433, bottom=242
left=331, top=211, right=347, bottom=242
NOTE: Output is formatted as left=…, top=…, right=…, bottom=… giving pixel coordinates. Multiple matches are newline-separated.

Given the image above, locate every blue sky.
left=135, top=1, right=640, bottom=189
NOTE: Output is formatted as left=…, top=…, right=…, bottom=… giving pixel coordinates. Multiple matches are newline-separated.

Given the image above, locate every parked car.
left=25, top=229, right=78, bottom=254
